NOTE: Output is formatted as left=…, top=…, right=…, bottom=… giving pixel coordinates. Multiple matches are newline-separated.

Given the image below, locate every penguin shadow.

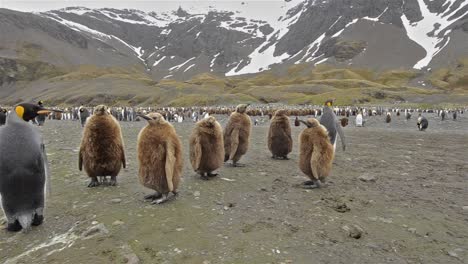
left=292, top=180, right=333, bottom=190
left=194, top=172, right=219, bottom=181
left=87, top=176, right=118, bottom=187
left=270, top=155, right=290, bottom=160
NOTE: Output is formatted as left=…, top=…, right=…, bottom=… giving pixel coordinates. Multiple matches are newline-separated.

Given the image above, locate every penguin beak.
left=37, top=108, right=62, bottom=115
left=137, top=114, right=152, bottom=121
left=298, top=120, right=312, bottom=128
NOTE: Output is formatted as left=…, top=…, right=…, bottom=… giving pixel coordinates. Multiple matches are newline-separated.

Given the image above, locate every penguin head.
left=236, top=104, right=250, bottom=113
left=340, top=118, right=349, bottom=127
left=299, top=118, right=320, bottom=128
left=14, top=103, right=54, bottom=122
left=137, top=112, right=165, bottom=124
left=274, top=109, right=288, bottom=117
left=93, top=105, right=110, bottom=116
left=324, top=99, right=335, bottom=107
left=201, top=116, right=217, bottom=127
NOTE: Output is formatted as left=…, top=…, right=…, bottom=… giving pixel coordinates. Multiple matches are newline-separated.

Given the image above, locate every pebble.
left=358, top=174, right=376, bottom=182
left=176, top=228, right=184, bottom=231
left=407, top=228, right=417, bottom=234
left=462, top=206, right=468, bottom=211
left=82, top=223, right=109, bottom=239
left=91, top=221, right=99, bottom=225
left=112, top=220, right=124, bottom=226
left=111, top=198, right=122, bottom=204
left=194, top=191, right=200, bottom=197
left=342, top=224, right=364, bottom=239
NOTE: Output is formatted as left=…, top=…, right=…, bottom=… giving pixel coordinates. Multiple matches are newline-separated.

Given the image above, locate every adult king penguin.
left=0, top=108, right=7, bottom=126
left=320, top=99, right=346, bottom=151
left=0, top=103, right=56, bottom=232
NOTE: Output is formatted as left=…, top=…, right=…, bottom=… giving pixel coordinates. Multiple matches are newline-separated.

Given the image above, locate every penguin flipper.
left=190, top=136, right=202, bottom=171
left=78, top=146, right=83, bottom=171
left=120, top=144, right=126, bottom=169
left=229, top=127, right=240, bottom=160
left=41, top=143, right=51, bottom=197
left=310, top=148, right=321, bottom=182
left=165, top=142, right=176, bottom=192
left=336, top=121, right=346, bottom=151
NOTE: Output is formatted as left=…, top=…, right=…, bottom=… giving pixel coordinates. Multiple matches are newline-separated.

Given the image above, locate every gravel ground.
left=1, top=112, right=467, bottom=264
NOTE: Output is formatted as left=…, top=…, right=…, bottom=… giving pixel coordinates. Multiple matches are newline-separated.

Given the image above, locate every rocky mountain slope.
left=0, top=0, right=467, bottom=105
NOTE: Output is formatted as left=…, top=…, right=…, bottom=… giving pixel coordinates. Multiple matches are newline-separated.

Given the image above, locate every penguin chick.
left=417, top=115, right=429, bottom=131
left=190, top=116, right=224, bottom=180
left=320, top=99, right=346, bottom=151
left=298, top=118, right=335, bottom=189
left=294, top=116, right=300, bottom=127
left=386, top=112, right=391, bottom=123
left=268, top=109, right=292, bottom=160
left=79, top=105, right=126, bottom=187
left=224, top=104, right=252, bottom=167
left=137, top=113, right=183, bottom=204
left=0, top=103, right=55, bottom=232
left=340, top=118, right=349, bottom=127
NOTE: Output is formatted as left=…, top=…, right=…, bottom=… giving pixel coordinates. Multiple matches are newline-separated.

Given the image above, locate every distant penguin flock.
left=0, top=100, right=465, bottom=233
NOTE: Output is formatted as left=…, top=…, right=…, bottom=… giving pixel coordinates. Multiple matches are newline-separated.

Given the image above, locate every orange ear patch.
left=15, top=105, right=25, bottom=119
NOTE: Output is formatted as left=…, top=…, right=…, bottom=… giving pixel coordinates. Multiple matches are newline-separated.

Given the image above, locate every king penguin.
left=0, top=103, right=55, bottom=232
left=0, top=108, right=7, bottom=126
left=320, top=99, right=346, bottom=151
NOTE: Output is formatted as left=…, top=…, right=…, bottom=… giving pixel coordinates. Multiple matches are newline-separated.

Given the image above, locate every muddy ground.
left=1, top=112, right=467, bottom=264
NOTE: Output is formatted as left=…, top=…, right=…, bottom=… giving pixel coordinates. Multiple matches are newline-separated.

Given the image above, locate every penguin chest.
left=138, top=140, right=167, bottom=189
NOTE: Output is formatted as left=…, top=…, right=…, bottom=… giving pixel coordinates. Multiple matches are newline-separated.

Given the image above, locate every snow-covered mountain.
left=0, top=0, right=467, bottom=80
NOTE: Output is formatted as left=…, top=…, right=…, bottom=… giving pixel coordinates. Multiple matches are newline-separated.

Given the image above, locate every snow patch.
left=401, top=0, right=468, bottom=69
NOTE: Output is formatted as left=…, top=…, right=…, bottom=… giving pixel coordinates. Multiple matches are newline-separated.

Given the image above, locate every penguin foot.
left=100, top=176, right=108, bottom=184
left=88, top=177, right=100, bottom=188
left=302, top=180, right=322, bottom=189
left=32, top=214, right=44, bottom=226
left=6, top=221, right=22, bottom=232
left=207, top=172, right=218, bottom=177
left=152, top=193, right=177, bottom=204
left=232, top=162, right=246, bottom=167
left=144, top=192, right=162, bottom=201
left=109, top=176, right=117, bottom=186
left=282, top=156, right=289, bottom=160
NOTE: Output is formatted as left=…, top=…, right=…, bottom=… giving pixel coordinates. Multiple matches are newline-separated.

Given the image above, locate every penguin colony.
left=0, top=100, right=465, bottom=233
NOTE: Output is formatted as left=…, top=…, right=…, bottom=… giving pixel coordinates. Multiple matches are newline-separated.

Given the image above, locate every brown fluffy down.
left=298, top=118, right=335, bottom=181
left=223, top=111, right=252, bottom=163
left=79, top=111, right=126, bottom=178
left=268, top=110, right=292, bottom=157
left=137, top=114, right=183, bottom=194
left=189, top=116, right=224, bottom=174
